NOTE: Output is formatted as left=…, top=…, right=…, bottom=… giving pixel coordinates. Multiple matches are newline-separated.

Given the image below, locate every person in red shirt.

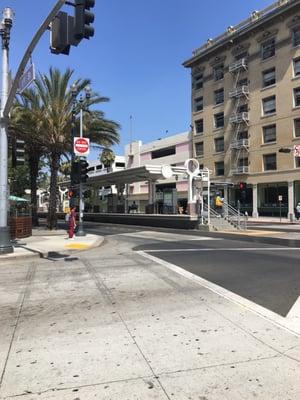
left=68, top=206, right=77, bottom=239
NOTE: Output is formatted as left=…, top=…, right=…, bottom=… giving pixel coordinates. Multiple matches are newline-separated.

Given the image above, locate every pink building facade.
left=125, top=132, right=192, bottom=213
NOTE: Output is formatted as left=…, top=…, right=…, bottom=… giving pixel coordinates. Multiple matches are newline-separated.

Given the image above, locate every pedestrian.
left=131, top=201, right=138, bottom=213
left=215, top=193, right=224, bottom=216
left=68, top=206, right=77, bottom=239
left=296, top=202, right=300, bottom=220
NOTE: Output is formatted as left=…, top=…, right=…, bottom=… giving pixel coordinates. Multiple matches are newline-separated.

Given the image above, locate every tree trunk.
left=29, top=153, right=40, bottom=227
left=47, top=153, right=60, bottom=230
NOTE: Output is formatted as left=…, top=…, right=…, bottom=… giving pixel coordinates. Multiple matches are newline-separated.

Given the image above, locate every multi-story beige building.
left=183, top=0, right=300, bottom=218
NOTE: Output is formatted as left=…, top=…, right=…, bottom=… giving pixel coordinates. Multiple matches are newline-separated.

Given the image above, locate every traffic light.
left=80, top=159, right=89, bottom=183
left=12, top=138, right=25, bottom=167
left=74, top=0, right=95, bottom=41
left=50, top=11, right=72, bottom=55
left=71, top=161, right=81, bottom=185
left=239, top=182, right=246, bottom=190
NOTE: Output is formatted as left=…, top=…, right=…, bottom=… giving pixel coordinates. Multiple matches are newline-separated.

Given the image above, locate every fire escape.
left=228, top=57, right=250, bottom=175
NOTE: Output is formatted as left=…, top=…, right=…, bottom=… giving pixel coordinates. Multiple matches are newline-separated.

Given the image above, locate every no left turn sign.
left=74, top=137, right=90, bottom=156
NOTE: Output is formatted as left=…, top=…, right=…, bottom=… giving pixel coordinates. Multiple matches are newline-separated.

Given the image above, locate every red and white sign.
left=74, top=137, right=90, bottom=156
left=294, top=145, right=300, bottom=157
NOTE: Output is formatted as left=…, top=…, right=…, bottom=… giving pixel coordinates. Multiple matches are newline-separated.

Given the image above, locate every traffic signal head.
left=80, top=159, right=89, bottom=183
left=11, top=138, right=25, bottom=167
left=50, top=11, right=71, bottom=55
left=71, top=161, right=81, bottom=185
left=75, top=0, right=95, bottom=41
left=239, top=182, right=246, bottom=190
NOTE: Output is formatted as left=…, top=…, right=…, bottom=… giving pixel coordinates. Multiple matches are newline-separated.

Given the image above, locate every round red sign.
left=74, top=137, right=89, bottom=154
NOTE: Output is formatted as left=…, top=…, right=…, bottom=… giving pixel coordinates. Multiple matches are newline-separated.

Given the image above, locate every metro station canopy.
left=87, top=164, right=185, bottom=186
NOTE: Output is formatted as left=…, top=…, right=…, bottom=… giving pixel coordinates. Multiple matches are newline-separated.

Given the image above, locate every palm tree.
left=100, top=149, right=116, bottom=170
left=9, top=95, right=46, bottom=226
left=21, top=67, right=120, bottom=229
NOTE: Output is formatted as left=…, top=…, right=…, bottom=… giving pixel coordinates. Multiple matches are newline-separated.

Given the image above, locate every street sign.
left=74, top=137, right=90, bottom=156
left=278, top=195, right=283, bottom=202
left=18, top=63, right=35, bottom=93
left=294, top=144, right=300, bottom=157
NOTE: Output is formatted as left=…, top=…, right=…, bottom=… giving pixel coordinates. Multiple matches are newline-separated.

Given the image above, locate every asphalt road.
left=132, top=234, right=299, bottom=318
left=59, top=220, right=300, bottom=318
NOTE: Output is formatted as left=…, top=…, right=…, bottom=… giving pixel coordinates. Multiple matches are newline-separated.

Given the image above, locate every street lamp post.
left=0, top=8, right=14, bottom=254
left=70, top=86, right=91, bottom=237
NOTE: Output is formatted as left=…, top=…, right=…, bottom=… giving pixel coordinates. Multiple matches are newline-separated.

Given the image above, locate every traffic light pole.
left=76, top=106, right=86, bottom=237
left=0, top=8, right=13, bottom=254
left=0, top=0, right=67, bottom=254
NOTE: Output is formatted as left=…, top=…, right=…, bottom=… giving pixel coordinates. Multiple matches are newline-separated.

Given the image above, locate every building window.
left=195, top=142, right=204, bottom=157
left=293, top=58, right=300, bottom=77
left=151, top=146, right=176, bottom=159
left=237, top=130, right=248, bottom=140
left=263, top=124, right=276, bottom=143
left=263, top=153, right=277, bottom=171
left=295, top=157, right=300, bottom=168
left=235, top=51, right=248, bottom=61
left=214, top=112, right=224, bottom=129
left=237, top=103, right=248, bottom=113
left=238, top=157, right=248, bottom=167
left=214, top=64, right=224, bottom=81
left=195, top=119, right=204, bottom=134
left=194, top=96, right=203, bottom=112
left=214, top=88, right=224, bottom=105
left=292, top=26, right=300, bottom=46
left=294, top=87, right=300, bottom=107
left=294, top=118, right=300, bottom=137
left=238, top=78, right=248, bottom=87
left=214, top=137, right=224, bottom=153
left=262, top=68, right=276, bottom=87
left=215, top=161, right=224, bottom=176
left=262, top=96, right=276, bottom=115
left=261, top=38, right=275, bottom=60
left=194, top=74, right=203, bottom=90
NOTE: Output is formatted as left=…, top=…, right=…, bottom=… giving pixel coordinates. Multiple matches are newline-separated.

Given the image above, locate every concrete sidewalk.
left=0, top=237, right=299, bottom=399
left=0, top=228, right=104, bottom=261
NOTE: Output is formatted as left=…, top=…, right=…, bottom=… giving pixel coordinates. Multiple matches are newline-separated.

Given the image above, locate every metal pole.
left=207, top=169, right=210, bottom=226
left=76, top=106, right=85, bottom=236
left=237, top=200, right=241, bottom=229
left=279, top=200, right=282, bottom=222
left=0, top=8, right=13, bottom=254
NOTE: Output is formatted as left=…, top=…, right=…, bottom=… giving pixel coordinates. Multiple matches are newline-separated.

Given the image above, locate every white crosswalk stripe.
left=116, top=230, right=221, bottom=242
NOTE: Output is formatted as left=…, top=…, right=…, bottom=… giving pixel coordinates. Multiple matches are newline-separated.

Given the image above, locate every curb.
left=0, top=236, right=104, bottom=262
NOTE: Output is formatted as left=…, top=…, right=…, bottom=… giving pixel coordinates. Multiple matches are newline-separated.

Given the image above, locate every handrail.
left=201, top=202, right=247, bottom=230
left=223, top=201, right=247, bottom=230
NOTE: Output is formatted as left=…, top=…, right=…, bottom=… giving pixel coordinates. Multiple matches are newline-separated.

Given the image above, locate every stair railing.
left=222, top=201, right=247, bottom=230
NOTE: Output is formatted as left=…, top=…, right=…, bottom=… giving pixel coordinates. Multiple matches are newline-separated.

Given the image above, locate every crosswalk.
left=115, top=230, right=220, bottom=242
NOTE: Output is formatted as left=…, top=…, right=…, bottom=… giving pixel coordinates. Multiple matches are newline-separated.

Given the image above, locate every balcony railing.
left=229, top=85, right=249, bottom=99
left=231, top=166, right=249, bottom=175
left=229, top=112, right=249, bottom=124
left=230, top=139, right=249, bottom=149
left=229, top=58, right=248, bottom=73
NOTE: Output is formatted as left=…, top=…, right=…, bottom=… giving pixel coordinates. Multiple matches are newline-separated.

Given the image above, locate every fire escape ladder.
left=229, top=57, right=249, bottom=176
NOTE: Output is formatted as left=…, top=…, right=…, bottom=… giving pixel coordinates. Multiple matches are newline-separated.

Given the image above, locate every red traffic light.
left=239, top=182, right=246, bottom=190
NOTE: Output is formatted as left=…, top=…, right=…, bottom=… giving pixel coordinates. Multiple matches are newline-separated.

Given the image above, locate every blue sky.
left=3, top=0, right=272, bottom=160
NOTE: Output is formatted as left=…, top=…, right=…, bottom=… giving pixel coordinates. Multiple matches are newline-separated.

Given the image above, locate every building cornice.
left=183, top=0, right=300, bottom=68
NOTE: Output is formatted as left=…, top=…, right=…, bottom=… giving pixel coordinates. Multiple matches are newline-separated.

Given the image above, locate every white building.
left=125, top=131, right=192, bottom=213
left=87, top=155, right=126, bottom=212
